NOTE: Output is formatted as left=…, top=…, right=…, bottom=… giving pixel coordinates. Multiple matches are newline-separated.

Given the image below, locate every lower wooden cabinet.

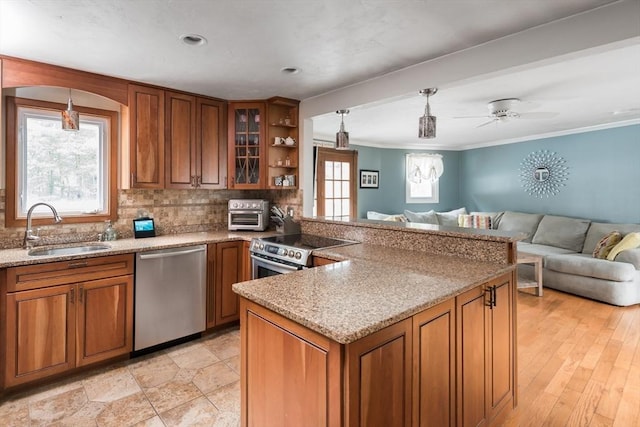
left=312, top=256, right=337, bottom=267
left=206, top=241, right=243, bottom=329
left=239, top=272, right=516, bottom=427
left=241, top=240, right=252, bottom=282
left=456, top=273, right=515, bottom=427
left=3, top=255, right=134, bottom=389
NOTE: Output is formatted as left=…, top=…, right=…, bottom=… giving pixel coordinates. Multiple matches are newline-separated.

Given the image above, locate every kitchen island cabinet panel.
left=456, top=285, right=489, bottom=427
left=246, top=310, right=328, bottom=427
left=413, top=299, right=455, bottom=427
left=5, top=284, right=76, bottom=387
left=77, top=275, right=134, bottom=367
left=346, top=318, right=412, bottom=427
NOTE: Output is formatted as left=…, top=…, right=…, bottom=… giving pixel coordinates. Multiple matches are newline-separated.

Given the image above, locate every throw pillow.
left=436, top=207, right=467, bottom=227
left=404, top=209, right=438, bottom=225
left=592, top=231, right=622, bottom=259
left=607, top=232, right=640, bottom=261
left=458, top=214, right=473, bottom=228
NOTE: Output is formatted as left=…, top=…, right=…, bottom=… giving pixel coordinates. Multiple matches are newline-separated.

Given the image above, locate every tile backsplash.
left=0, top=188, right=302, bottom=249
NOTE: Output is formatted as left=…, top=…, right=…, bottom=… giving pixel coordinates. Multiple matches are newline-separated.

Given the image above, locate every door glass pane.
left=325, top=181, right=334, bottom=198
left=342, top=199, right=350, bottom=216
left=341, top=162, right=349, bottom=178
left=333, top=162, right=341, bottom=180
left=334, top=199, right=342, bottom=217
left=325, top=161, right=334, bottom=180
left=342, top=181, right=350, bottom=198
left=334, top=181, right=341, bottom=198
left=325, top=200, right=334, bottom=216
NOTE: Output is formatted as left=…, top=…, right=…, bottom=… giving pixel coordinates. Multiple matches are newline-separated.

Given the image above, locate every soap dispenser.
left=104, top=220, right=117, bottom=241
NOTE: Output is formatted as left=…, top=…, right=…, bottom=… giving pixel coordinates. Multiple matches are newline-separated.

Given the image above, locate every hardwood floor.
left=502, top=288, right=640, bottom=427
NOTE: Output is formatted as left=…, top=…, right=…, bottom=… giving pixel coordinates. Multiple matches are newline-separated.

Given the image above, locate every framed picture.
left=360, top=169, right=379, bottom=189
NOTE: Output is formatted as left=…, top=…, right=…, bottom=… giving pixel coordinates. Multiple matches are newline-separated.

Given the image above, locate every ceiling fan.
left=454, top=98, right=557, bottom=128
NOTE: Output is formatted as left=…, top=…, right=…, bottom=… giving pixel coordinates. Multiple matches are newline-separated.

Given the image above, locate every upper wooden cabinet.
left=266, top=97, right=299, bottom=189
left=129, top=84, right=165, bottom=188
left=165, top=92, right=227, bottom=189
left=227, top=97, right=300, bottom=190
left=228, top=102, right=266, bottom=189
left=129, top=84, right=227, bottom=189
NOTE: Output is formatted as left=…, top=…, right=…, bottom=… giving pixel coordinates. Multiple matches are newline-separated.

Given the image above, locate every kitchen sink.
left=28, top=243, right=112, bottom=257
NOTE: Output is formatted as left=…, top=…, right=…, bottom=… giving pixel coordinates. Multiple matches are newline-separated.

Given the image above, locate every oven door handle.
left=250, top=254, right=301, bottom=272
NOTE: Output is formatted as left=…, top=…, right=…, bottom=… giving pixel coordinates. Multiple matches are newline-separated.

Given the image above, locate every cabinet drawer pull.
left=68, top=261, right=88, bottom=269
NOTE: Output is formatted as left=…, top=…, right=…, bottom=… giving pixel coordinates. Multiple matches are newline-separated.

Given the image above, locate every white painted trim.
left=345, top=119, right=640, bottom=151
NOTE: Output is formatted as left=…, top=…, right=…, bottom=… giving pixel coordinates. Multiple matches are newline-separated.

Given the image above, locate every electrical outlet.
left=287, top=206, right=294, bottom=218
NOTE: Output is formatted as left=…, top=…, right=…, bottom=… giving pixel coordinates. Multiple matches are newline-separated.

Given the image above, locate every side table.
left=517, top=252, right=543, bottom=296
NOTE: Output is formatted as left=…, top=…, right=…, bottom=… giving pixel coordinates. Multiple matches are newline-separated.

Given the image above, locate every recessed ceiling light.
left=281, top=67, right=301, bottom=75
left=180, top=34, right=207, bottom=46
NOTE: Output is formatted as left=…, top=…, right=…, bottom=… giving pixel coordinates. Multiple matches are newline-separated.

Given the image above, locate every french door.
left=316, top=147, right=358, bottom=220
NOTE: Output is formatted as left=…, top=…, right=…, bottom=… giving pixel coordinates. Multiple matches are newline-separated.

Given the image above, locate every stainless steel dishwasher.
left=134, top=245, right=207, bottom=351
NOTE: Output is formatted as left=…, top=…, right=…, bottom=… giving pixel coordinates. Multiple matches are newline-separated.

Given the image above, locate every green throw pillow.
left=592, top=231, right=622, bottom=259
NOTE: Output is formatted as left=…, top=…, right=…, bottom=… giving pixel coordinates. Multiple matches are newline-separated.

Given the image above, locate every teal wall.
left=459, top=124, right=640, bottom=224
left=354, top=124, right=640, bottom=224
left=354, top=144, right=461, bottom=218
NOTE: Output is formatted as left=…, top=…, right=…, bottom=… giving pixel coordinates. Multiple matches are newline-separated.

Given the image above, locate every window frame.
left=5, top=96, right=118, bottom=227
left=405, top=153, right=440, bottom=204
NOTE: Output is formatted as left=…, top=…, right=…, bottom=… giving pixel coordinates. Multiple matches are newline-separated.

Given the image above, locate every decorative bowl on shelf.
left=285, top=137, right=295, bottom=145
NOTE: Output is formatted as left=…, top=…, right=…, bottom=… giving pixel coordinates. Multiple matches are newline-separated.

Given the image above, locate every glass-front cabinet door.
left=228, top=102, right=265, bottom=188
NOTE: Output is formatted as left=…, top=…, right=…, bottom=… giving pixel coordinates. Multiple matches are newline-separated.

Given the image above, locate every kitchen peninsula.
left=233, top=218, right=523, bottom=427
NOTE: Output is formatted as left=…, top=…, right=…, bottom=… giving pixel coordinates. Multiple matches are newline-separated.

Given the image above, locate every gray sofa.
left=494, top=211, right=640, bottom=306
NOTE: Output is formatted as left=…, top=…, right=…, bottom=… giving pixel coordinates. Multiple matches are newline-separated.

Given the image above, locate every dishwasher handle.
left=138, top=246, right=206, bottom=260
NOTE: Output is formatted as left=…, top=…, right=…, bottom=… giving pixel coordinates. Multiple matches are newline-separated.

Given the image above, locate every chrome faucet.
left=24, top=203, right=63, bottom=249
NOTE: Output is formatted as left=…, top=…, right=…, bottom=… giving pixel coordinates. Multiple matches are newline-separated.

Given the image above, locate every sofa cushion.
left=367, top=211, right=406, bottom=222
left=471, top=211, right=504, bottom=229
left=582, top=223, right=640, bottom=254
left=616, top=248, right=640, bottom=270
left=404, top=210, right=438, bottom=225
left=436, top=207, right=467, bottom=227
left=518, top=242, right=577, bottom=257
left=607, top=232, right=640, bottom=261
left=531, top=215, right=591, bottom=252
left=545, top=254, right=637, bottom=282
left=592, top=231, right=622, bottom=259
left=497, top=211, right=544, bottom=242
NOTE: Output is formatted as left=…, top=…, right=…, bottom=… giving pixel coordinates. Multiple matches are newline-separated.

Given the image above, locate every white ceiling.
left=1, top=0, right=639, bottom=149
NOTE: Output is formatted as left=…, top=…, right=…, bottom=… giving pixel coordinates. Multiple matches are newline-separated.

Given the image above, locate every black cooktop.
left=260, top=234, right=352, bottom=250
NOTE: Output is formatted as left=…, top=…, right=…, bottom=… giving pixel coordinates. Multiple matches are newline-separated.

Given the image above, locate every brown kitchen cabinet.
left=312, top=256, right=337, bottom=267
left=413, top=299, right=456, bottom=427
left=266, top=97, right=299, bottom=189
left=228, top=102, right=266, bottom=189
left=129, top=84, right=165, bottom=188
left=206, top=241, right=243, bottom=329
left=165, top=92, right=227, bottom=189
left=241, top=240, right=252, bottom=282
left=3, top=255, right=134, bottom=388
left=239, top=271, right=516, bottom=427
left=456, top=273, right=515, bottom=427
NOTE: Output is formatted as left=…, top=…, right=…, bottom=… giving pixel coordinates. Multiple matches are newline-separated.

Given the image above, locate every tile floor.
left=0, top=326, right=241, bottom=426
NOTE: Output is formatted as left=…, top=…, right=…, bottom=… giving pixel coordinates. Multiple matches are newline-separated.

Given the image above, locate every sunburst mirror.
left=519, top=150, right=569, bottom=198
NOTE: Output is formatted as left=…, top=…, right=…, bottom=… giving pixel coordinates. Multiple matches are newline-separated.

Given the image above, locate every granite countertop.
left=233, top=243, right=515, bottom=344
left=304, top=216, right=527, bottom=242
left=0, top=230, right=277, bottom=268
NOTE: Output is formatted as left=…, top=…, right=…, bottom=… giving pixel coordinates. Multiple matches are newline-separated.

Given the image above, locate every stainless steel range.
left=250, top=234, right=354, bottom=278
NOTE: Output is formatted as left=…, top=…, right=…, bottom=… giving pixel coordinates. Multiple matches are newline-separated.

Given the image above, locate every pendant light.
left=61, top=89, right=79, bottom=131
left=335, top=109, right=350, bottom=150
left=418, top=88, right=437, bottom=139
